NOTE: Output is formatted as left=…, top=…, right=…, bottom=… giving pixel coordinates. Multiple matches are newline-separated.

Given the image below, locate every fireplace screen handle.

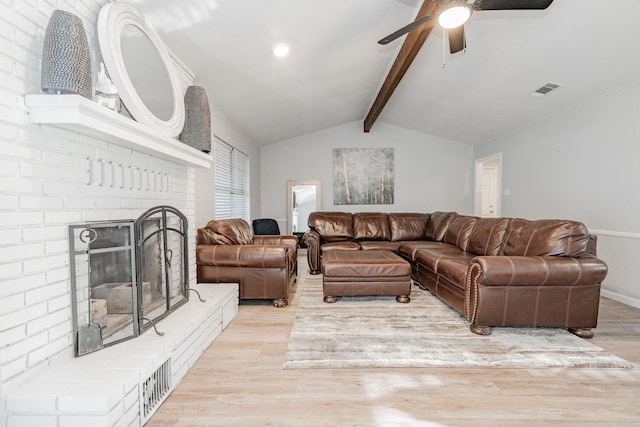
left=79, top=227, right=97, bottom=244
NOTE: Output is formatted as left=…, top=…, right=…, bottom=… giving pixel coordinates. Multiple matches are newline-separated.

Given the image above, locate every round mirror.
left=98, top=3, right=185, bottom=137
left=120, top=25, right=173, bottom=121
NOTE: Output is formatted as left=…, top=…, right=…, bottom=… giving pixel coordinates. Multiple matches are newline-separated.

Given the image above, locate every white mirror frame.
left=97, top=2, right=185, bottom=137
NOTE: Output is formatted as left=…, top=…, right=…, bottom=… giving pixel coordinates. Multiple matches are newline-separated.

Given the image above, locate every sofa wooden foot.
left=396, top=295, right=410, bottom=303
left=568, top=328, right=594, bottom=339
left=323, top=295, right=337, bottom=303
left=470, top=324, right=492, bottom=336
left=273, top=298, right=288, bottom=308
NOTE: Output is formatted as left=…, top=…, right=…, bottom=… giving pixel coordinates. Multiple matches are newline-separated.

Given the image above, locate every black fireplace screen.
left=135, top=206, right=189, bottom=334
left=69, top=206, right=189, bottom=356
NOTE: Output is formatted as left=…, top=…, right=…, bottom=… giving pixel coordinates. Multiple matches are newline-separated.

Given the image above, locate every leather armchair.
left=196, top=219, right=297, bottom=307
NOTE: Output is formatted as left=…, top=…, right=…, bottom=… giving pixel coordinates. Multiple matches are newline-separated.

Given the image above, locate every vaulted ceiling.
left=133, top=0, right=640, bottom=147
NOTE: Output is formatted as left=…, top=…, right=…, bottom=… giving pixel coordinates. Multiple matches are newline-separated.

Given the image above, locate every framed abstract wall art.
left=333, top=148, right=394, bottom=205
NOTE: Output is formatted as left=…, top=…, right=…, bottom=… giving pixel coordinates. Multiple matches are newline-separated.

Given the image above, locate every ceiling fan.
left=378, top=0, right=554, bottom=54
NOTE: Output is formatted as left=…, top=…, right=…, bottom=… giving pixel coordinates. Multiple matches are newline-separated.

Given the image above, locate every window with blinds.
left=214, top=138, right=250, bottom=221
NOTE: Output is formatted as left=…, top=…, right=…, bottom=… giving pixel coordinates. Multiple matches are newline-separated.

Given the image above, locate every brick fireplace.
left=0, top=92, right=241, bottom=425
left=0, top=1, right=238, bottom=425
left=0, top=108, right=240, bottom=424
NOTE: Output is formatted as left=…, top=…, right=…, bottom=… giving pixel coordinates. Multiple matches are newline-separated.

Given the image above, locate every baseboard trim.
left=601, top=288, right=640, bottom=309
left=590, top=229, right=640, bottom=240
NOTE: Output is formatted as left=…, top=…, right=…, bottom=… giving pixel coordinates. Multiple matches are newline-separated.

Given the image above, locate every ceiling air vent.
left=530, top=82, right=562, bottom=98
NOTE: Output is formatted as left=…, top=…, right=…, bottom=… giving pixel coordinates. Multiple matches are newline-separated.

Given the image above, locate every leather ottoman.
left=322, top=250, right=412, bottom=303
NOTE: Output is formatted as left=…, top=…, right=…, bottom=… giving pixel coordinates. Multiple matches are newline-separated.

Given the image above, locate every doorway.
left=474, top=153, right=501, bottom=218
left=286, top=180, right=322, bottom=235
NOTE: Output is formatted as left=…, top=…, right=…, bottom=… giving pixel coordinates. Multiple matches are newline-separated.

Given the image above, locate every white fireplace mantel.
left=25, top=94, right=212, bottom=168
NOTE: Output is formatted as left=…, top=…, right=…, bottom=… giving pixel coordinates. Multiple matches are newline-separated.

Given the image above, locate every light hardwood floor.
left=148, top=253, right=640, bottom=427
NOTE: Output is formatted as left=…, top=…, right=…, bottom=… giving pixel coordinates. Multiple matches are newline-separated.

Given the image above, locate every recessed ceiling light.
left=273, top=43, right=290, bottom=58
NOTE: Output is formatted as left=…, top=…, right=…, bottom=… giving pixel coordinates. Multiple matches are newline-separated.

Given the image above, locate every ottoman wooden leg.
left=396, top=295, right=410, bottom=303
left=323, top=295, right=337, bottom=303
left=470, top=324, right=492, bottom=336
left=272, top=298, right=288, bottom=307
left=568, top=328, right=594, bottom=339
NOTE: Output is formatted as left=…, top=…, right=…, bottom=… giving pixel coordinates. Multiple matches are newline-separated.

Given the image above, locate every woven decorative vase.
left=41, top=9, right=92, bottom=99
left=180, top=86, right=211, bottom=153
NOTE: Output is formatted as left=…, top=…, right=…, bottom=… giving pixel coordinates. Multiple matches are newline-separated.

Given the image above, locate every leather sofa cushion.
left=201, top=219, right=253, bottom=245
left=414, top=245, right=471, bottom=274
left=444, top=215, right=477, bottom=251
left=321, top=241, right=361, bottom=252
left=197, top=228, right=222, bottom=245
left=388, top=213, right=430, bottom=241
left=353, top=212, right=390, bottom=241
left=425, top=211, right=456, bottom=241
left=308, top=211, right=353, bottom=242
left=503, top=219, right=590, bottom=257
left=358, top=241, right=402, bottom=252
left=467, top=217, right=510, bottom=256
left=583, top=234, right=598, bottom=258
left=398, top=241, right=448, bottom=261
left=437, top=257, right=475, bottom=290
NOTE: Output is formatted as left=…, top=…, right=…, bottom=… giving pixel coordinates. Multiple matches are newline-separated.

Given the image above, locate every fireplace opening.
left=69, top=206, right=189, bottom=356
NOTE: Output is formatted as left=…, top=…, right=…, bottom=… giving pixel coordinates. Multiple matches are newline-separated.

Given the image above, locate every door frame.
left=286, top=180, right=322, bottom=235
left=474, top=153, right=502, bottom=218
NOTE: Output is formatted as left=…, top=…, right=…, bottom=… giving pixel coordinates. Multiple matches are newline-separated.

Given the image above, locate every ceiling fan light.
left=438, top=5, right=472, bottom=29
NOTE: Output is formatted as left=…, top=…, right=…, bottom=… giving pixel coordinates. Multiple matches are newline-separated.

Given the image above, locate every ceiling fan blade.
left=474, top=0, right=553, bottom=10
left=378, top=15, right=433, bottom=45
left=448, top=25, right=466, bottom=54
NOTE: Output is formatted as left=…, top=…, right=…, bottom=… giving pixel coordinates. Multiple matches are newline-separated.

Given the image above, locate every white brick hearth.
left=4, top=283, right=238, bottom=427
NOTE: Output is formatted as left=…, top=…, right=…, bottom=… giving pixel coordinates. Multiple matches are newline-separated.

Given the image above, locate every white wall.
left=193, top=103, right=260, bottom=229
left=260, top=121, right=475, bottom=227
left=475, top=80, right=640, bottom=307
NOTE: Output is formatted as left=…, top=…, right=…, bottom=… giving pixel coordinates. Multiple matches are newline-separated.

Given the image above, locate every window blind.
left=214, top=137, right=249, bottom=221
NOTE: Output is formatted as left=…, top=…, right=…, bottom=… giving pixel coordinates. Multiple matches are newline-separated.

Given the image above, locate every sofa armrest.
left=253, top=235, right=298, bottom=278
left=465, top=255, right=608, bottom=322
left=196, top=244, right=287, bottom=268
left=303, top=229, right=321, bottom=274
left=253, top=235, right=298, bottom=253
left=469, top=256, right=608, bottom=287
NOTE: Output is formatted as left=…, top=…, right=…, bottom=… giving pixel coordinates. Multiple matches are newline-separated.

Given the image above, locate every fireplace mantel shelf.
left=25, top=94, right=212, bottom=168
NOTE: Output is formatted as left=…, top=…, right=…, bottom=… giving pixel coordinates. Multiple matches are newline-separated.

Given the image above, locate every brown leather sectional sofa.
left=303, top=211, right=608, bottom=337
left=196, top=219, right=298, bottom=307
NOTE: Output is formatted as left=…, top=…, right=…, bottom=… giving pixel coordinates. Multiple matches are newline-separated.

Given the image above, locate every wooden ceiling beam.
left=364, top=1, right=440, bottom=133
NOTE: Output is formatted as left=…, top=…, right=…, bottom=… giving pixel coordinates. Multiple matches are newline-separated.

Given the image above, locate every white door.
left=480, top=167, right=498, bottom=217
left=474, top=154, right=501, bottom=218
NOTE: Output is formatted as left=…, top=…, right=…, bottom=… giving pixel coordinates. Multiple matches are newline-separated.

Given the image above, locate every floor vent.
left=530, top=82, right=562, bottom=97
left=140, top=358, right=172, bottom=423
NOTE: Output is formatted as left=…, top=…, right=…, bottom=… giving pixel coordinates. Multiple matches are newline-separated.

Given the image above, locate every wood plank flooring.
left=148, top=254, right=640, bottom=427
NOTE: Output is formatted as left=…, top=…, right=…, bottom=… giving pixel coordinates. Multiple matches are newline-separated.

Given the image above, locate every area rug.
left=283, top=274, right=632, bottom=370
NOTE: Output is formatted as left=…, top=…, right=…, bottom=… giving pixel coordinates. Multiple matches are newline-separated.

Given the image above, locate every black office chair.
left=252, top=218, right=280, bottom=235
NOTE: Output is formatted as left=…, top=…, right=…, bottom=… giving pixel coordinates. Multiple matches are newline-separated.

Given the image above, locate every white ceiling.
left=132, top=0, right=640, bottom=147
